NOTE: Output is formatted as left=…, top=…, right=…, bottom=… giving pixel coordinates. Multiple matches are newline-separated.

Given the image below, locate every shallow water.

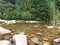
left=0, top=23, right=60, bottom=45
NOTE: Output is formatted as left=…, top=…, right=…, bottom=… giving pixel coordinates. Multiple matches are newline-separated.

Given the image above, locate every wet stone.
left=31, top=37, right=39, bottom=44
left=58, top=43, right=60, bottom=45
left=28, top=39, right=35, bottom=45
left=42, top=41, right=52, bottom=45
left=43, top=38, right=49, bottom=41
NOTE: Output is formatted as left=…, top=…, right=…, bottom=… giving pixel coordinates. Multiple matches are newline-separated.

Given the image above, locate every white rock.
left=34, top=25, right=39, bottom=28
left=25, top=21, right=29, bottom=23
left=29, top=21, right=39, bottom=23
left=0, top=40, right=11, bottom=45
left=0, top=27, right=11, bottom=35
left=13, top=34, right=27, bottom=45
left=53, top=38, right=60, bottom=43
left=0, top=19, right=6, bottom=22
left=5, top=20, right=16, bottom=25
left=46, top=26, right=54, bottom=29
left=43, top=41, right=51, bottom=45
left=43, top=43, right=49, bottom=45
left=31, top=37, right=39, bottom=44
left=36, top=32, right=43, bottom=35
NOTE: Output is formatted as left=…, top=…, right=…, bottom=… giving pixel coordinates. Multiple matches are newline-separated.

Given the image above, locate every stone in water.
left=13, top=34, right=27, bottom=45
left=0, top=27, right=11, bottom=35
left=31, top=37, right=39, bottom=44
left=0, top=40, right=11, bottom=45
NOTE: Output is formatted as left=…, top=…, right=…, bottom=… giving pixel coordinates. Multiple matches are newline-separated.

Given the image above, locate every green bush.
left=20, top=11, right=32, bottom=20
left=0, top=0, right=59, bottom=22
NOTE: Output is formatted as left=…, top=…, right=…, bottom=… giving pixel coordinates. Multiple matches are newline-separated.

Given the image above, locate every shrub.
left=20, top=11, right=32, bottom=20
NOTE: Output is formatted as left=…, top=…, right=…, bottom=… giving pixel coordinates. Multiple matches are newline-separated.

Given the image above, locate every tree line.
left=0, top=0, right=60, bottom=22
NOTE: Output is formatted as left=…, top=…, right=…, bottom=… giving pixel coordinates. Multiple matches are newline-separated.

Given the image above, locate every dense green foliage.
left=0, top=0, right=60, bottom=21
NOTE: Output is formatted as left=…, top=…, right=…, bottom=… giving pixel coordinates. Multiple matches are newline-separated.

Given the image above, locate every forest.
left=0, top=0, right=60, bottom=22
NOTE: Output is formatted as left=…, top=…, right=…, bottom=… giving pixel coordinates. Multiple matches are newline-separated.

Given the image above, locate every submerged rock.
left=46, top=26, right=54, bottom=29
left=28, top=39, right=36, bottom=45
left=43, top=42, right=49, bottom=45
left=53, top=38, right=60, bottom=45
left=58, top=43, right=60, bottom=45
left=53, top=38, right=60, bottom=43
left=42, top=41, right=52, bottom=45
left=0, top=40, right=11, bottom=45
left=13, top=34, right=27, bottom=45
left=31, top=37, right=39, bottom=44
left=0, top=27, right=11, bottom=36
left=42, top=38, right=49, bottom=41
left=36, top=32, right=43, bottom=36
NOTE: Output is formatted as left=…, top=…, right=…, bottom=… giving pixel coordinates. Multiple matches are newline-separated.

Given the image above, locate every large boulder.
left=13, top=34, right=27, bottom=45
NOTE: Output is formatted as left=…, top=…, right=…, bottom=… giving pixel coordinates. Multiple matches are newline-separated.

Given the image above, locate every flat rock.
left=43, top=38, right=49, bottom=41
left=0, top=27, right=11, bottom=36
left=0, top=40, right=11, bottom=45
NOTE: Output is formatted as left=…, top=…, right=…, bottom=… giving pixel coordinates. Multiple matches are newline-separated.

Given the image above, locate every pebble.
left=36, top=32, right=43, bottom=35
